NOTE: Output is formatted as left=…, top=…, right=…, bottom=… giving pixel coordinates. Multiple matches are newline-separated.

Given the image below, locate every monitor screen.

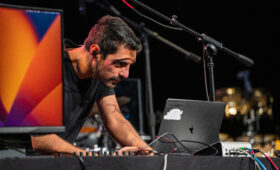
left=0, top=4, right=65, bottom=134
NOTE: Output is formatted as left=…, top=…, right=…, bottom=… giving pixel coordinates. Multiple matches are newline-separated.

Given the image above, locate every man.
left=31, top=15, right=152, bottom=155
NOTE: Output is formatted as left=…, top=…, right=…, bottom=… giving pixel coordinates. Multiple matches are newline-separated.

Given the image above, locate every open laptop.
left=153, top=98, right=226, bottom=155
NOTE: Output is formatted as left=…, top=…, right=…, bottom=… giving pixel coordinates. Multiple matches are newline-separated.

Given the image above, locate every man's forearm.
left=31, top=134, right=86, bottom=155
left=98, top=95, right=152, bottom=151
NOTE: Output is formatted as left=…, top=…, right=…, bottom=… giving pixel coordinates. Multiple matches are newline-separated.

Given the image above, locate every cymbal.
left=235, top=134, right=278, bottom=144
left=216, top=87, right=274, bottom=123
left=216, top=87, right=249, bottom=117
left=251, top=88, right=270, bottom=104
left=219, top=133, right=234, bottom=141
left=117, top=96, right=131, bottom=107
left=216, top=87, right=242, bottom=100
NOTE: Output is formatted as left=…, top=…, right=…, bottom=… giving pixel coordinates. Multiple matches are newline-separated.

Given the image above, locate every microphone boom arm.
left=127, top=0, right=254, bottom=67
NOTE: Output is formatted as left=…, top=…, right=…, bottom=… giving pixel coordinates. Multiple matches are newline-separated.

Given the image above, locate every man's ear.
left=89, top=44, right=100, bottom=59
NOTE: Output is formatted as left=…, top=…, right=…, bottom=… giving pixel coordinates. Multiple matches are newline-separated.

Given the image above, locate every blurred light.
left=229, top=107, right=237, bottom=115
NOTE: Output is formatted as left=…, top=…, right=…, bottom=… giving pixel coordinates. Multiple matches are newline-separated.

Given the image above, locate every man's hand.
left=117, top=146, right=154, bottom=156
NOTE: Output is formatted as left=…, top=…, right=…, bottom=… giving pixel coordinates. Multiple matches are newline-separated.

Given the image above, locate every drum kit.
left=216, top=87, right=277, bottom=156
left=76, top=96, right=134, bottom=152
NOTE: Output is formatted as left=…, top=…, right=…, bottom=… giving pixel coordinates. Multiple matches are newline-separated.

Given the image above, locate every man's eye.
left=115, top=62, right=128, bottom=67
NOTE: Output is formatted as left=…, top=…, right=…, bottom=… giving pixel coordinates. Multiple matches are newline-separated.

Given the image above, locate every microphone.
left=222, top=47, right=254, bottom=67
left=236, top=53, right=254, bottom=67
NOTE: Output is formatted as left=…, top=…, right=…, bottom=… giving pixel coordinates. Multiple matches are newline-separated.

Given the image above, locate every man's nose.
left=119, top=66, right=129, bottom=79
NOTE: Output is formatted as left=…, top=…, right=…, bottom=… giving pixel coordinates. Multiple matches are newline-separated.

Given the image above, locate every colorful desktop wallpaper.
left=0, top=6, right=63, bottom=127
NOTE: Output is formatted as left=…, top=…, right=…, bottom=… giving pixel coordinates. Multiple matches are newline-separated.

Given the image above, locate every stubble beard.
left=93, top=62, right=120, bottom=89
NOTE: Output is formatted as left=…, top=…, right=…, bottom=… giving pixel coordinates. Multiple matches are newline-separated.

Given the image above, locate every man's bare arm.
left=97, top=95, right=151, bottom=150
left=31, top=134, right=88, bottom=155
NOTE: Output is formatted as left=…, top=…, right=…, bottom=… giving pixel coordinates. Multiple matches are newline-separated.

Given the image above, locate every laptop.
left=153, top=98, right=226, bottom=155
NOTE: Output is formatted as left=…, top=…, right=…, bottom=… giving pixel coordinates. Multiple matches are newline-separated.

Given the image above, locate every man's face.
left=93, top=45, right=137, bottom=88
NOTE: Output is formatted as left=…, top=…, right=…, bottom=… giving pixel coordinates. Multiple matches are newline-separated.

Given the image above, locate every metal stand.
left=141, top=33, right=156, bottom=139
left=125, top=0, right=254, bottom=103
left=237, top=70, right=256, bottom=145
left=202, top=42, right=217, bottom=101
left=246, top=109, right=257, bottom=145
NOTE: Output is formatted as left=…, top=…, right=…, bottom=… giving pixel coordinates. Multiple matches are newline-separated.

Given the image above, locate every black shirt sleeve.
left=98, top=83, right=115, bottom=99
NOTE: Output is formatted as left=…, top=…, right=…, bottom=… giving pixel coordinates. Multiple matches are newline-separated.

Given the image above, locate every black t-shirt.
left=61, top=51, right=114, bottom=143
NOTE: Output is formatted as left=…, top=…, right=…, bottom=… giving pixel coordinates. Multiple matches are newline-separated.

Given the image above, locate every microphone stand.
left=202, top=43, right=217, bottom=101
left=126, top=0, right=254, bottom=101
left=94, top=0, right=202, bottom=139
left=141, top=32, right=156, bottom=139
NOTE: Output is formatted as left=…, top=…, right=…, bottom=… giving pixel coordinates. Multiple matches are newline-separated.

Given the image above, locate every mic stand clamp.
left=170, top=15, right=178, bottom=25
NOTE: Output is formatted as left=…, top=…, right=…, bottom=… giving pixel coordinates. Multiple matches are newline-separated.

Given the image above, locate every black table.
left=1, top=155, right=280, bottom=170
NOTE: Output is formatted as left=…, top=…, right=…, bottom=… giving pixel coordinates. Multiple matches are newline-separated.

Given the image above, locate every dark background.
left=1, top=0, right=279, bottom=138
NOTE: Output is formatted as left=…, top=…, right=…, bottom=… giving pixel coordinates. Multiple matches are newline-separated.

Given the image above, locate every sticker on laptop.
left=164, top=109, right=183, bottom=120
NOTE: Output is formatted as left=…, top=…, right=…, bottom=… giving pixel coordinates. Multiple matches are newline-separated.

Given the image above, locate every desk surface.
left=1, top=155, right=280, bottom=170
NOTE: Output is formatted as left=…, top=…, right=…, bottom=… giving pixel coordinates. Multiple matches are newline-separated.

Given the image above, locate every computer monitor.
left=0, top=3, right=65, bottom=134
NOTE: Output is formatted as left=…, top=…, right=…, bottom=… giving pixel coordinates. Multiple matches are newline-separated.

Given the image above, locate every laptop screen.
left=153, top=98, right=225, bottom=155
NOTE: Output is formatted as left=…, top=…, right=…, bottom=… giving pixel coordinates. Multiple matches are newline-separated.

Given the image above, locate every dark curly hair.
left=84, top=15, right=142, bottom=58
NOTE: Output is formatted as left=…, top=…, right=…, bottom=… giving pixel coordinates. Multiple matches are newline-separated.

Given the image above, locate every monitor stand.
left=0, top=148, right=26, bottom=158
